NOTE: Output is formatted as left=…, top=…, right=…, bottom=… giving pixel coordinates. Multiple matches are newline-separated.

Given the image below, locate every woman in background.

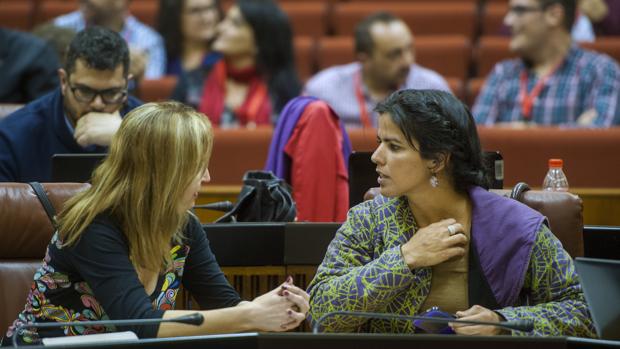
left=197, top=0, right=301, bottom=128
left=4, top=102, right=308, bottom=346
left=158, top=0, right=223, bottom=107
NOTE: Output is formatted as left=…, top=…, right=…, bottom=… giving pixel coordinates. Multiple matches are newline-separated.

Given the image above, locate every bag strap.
left=28, top=182, right=58, bottom=229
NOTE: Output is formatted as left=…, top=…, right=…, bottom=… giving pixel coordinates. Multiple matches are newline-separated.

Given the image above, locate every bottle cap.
left=549, top=159, right=563, bottom=168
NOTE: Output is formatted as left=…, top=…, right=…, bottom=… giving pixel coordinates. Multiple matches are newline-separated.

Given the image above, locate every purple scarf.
left=469, top=186, right=545, bottom=306
left=265, top=96, right=352, bottom=183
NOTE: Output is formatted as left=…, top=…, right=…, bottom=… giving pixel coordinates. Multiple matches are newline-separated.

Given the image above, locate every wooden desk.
left=572, top=188, right=620, bottom=226
left=197, top=185, right=620, bottom=226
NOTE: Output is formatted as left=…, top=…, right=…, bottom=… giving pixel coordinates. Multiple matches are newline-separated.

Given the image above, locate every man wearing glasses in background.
left=0, top=26, right=142, bottom=182
left=473, top=0, right=620, bottom=127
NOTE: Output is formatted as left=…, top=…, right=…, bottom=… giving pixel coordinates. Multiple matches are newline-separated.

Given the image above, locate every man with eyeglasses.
left=0, top=26, right=142, bottom=182
left=473, top=0, right=620, bottom=127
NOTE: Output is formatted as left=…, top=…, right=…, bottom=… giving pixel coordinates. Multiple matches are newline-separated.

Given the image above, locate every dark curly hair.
left=64, top=26, right=129, bottom=77
left=374, top=89, right=489, bottom=192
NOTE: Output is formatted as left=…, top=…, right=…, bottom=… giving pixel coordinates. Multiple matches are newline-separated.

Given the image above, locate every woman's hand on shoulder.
left=242, top=276, right=309, bottom=332
left=400, top=218, right=468, bottom=269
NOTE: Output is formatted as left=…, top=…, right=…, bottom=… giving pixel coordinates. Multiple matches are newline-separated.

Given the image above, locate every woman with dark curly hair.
left=307, top=89, right=595, bottom=338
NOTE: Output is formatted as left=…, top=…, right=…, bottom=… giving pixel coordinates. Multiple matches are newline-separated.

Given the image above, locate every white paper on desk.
left=41, top=331, right=138, bottom=346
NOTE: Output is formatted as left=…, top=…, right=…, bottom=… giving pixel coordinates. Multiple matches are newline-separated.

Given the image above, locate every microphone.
left=193, top=201, right=234, bottom=212
left=12, top=313, right=204, bottom=348
left=311, top=310, right=534, bottom=334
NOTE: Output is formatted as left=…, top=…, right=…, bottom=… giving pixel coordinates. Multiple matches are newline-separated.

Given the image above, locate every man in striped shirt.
left=54, top=0, right=166, bottom=80
left=473, top=0, right=619, bottom=127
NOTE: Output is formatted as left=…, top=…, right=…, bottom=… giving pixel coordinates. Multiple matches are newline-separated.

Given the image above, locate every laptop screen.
left=348, top=152, right=376, bottom=208
left=583, top=226, right=620, bottom=260
left=51, top=153, right=106, bottom=183
left=574, top=257, right=620, bottom=340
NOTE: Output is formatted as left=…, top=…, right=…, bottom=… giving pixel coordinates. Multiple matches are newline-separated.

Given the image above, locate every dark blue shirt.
left=0, top=88, right=142, bottom=182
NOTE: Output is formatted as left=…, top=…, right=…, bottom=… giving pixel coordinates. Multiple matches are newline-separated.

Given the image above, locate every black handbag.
left=215, top=171, right=297, bottom=223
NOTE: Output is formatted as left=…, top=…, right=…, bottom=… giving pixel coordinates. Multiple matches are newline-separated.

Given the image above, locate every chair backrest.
left=332, top=2, right=477, bottom=41
left=0, top=182, right=89, bottom=335
left=136, top=75, right=178, bottom=103
left=0, top=1, right=34, bottom=31
left=475, top=36, right=513, bottom=77
left=280, top=2, right=328, bottom=38
left=466, top=77, right=486, bottom=107
left=481, top=2, right=508, bottom=36
left=293, top=36, right=316, bottom=82
left=581, top=38, right=620, bottom=64
left=415, top=35, right=471, bottom=81
left=129, top=0, right=158, bottom=27
left=491, top=183, right=584, bottom=258
left=34, top=0, right=78, bottom=26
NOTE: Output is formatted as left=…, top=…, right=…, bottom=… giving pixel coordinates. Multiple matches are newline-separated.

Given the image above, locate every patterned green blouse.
left=307, top=195, right=596, bottom=337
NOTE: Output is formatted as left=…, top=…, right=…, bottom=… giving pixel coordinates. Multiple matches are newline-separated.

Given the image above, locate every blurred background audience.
left=190, top=0, right=301, bottom=128
left=53, top=0, right=166, bottom=79
left=0, top=28, right=60, bottom=103
left=0, top=0, right=618, bottom=128
left=304, top=12, right=450, bottom=128
left=473, top=0, right=619, bottom=127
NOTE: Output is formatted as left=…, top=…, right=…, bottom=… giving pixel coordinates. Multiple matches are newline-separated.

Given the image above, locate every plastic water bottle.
left=542, top=159, right=569, bottom=191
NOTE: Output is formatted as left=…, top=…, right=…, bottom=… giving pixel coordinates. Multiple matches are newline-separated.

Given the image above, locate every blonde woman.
left=3, top=102, right=309, bottom=346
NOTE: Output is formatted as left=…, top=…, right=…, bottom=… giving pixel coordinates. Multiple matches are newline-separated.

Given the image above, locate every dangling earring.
left=430, top=174, right=439, bottom=188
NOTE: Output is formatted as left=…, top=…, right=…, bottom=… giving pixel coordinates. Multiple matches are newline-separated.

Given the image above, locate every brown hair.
left=57, top=101, right=213, bottom=271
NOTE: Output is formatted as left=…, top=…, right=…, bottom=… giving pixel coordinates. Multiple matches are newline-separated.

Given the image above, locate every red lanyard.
left=518, top=66, right=558, bottom=120
left=354, top=70, right=372, bottom=129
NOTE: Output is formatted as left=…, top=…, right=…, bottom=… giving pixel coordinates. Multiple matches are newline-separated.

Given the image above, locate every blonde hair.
left=58, top=101, right=213, bottom=271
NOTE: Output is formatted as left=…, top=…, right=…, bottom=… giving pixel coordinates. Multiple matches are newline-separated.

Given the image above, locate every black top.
left=0, top=88, right=142, bottom=182
left=3, top=214, right=241, bottom=345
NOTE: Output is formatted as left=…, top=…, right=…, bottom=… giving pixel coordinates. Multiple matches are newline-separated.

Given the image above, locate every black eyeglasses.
left=68, top=83, right=128, bottom=104
left=507, top=5, right=543, bottom=16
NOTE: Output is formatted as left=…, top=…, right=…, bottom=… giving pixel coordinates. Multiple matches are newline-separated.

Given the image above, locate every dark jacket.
left=0, top=88, right=141, bottom=182
left=0, top=28, right=60, bottom=103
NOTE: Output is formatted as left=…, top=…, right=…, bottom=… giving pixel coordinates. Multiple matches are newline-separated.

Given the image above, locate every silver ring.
left=447, top=224, right=457, bottom=236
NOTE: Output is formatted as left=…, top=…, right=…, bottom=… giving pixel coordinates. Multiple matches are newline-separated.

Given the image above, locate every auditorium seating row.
left=203, top=127, right=620, bottom=188
left=134, top=34, right=620, bottom=106
left=1, top=0, right=615, bottom=40
left=2, top=0, right=619, bottom=97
